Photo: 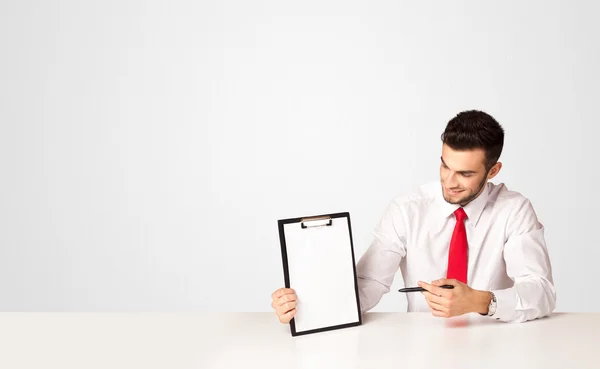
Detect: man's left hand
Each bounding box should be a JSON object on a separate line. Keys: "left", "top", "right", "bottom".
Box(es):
{"left": 418, "top": 279, "right": 491, "bottom": 318}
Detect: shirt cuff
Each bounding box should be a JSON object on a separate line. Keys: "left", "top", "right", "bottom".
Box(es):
{"left": 489, "top": 287, "right": 517, "bottom": 321}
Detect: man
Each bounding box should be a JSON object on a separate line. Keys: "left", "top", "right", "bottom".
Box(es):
{"left": 271, "top": 110, "right": 556, "bottom": 323}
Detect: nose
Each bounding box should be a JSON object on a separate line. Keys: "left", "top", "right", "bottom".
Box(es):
{"left": 445, "top": 172, "right": 459, "bottom": 189}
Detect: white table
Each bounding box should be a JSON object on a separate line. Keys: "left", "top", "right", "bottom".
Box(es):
{"left": 0, "top": 312, "right": 597, "bottom": 368}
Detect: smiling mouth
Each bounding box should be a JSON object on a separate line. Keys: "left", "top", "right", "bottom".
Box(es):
{"left": 446, "top": 188, "right": 464, "bottom": 195}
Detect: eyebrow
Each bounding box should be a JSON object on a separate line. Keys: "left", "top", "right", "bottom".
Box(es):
{"left": 440, "top": 157, "right": 478, "bottom": 175}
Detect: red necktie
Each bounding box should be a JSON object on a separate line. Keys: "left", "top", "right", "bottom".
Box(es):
{"left": 446, "top": 207, "right": 468, "bottom": 284}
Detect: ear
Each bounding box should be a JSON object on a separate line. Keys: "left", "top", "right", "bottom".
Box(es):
{"left": 487, "top": 162, "right": 502, "bottom": 179}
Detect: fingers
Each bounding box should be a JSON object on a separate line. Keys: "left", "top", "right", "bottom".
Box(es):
{"left": 274, "top": 293, "right": 297, "bottom": 315}
{"left": 431, "top": 278, "right": 460, "bottom": 287}
{"left": 431, "top": 278, "right": 449, "bottom": 287}
{"left": 276, "top": 299, "right": 297, "bottom": 317}
{"left": 271, "top": 288, "right": 298, "bottom": 324}
{"left": 271, "top": 288, "right": 295, "bottom": 301}
{"left": 278, "top": 308, "right": 296, "bottom": 323}
{"left": 424, "top": 291, "right": 450, "bottom": 308}
{"left": 431, "top": 309, "right": 448, "bottom": 318}
{"left": 418, "top": 281, "right": 451, "bottom": 298}
{"left": 422, "top": 292, "right": 449, "bottom": 317}
{"left": 271, "top": 290, "right": 297, "bottom": 308}
{"left": 422, "top": 290, "right": 449, "bottom": 308}
{"left": 271, "top": 288, "right": 295, "bottom": 308}
{"left": 422, "top": 292, "right": 450, "bottom": 317}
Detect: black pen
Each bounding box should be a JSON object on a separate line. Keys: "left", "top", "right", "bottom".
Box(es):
{"left": 398, "top": 284, "right": 454, "bottom": 292}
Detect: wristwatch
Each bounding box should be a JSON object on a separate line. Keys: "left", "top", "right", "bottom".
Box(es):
{"left": 486, "top": 292, "right": 497, "bottom": 317}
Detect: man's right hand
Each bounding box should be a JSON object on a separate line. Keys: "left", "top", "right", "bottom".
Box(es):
{"left": 271, "top": 287, "right": 297, "bottom": 323}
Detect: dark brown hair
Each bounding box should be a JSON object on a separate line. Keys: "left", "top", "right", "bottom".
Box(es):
{"left": 441, "top": 110, "right": 504, "bottom": 170}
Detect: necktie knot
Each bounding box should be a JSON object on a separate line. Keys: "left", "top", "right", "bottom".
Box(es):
{"left": 454, "top": 207, "right": 467, "bottom": 222}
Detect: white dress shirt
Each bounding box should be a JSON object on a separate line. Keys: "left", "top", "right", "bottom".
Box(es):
{"left": 356, "top": 181, "right": 556, "bottom": 323}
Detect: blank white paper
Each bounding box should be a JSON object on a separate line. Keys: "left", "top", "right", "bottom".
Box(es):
{"left": 283, "top": 216, "right": 359, "bottom": 333}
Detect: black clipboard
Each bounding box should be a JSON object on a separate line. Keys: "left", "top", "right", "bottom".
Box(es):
{"left": 277, "top": 212, "right": 362, "bottom": 336}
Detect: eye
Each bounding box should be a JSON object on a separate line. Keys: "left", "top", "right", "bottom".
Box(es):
{"left": 461, "top": 173, "right": 472, "bottom": 177}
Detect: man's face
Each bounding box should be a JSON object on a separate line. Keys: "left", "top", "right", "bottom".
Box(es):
{"left": 439, "top": 144, "right": 494, "bottom": 206}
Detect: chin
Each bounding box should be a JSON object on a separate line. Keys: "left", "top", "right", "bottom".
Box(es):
{"left": 443, "top": 192, "right": 466, "bottom": 205}
{"left": 443, "top": 196, "right": 461, "bottom": 205}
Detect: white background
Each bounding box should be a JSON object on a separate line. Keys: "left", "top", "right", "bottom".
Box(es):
{"left": 1, "top": 0, "right": 598, "bottom": 313}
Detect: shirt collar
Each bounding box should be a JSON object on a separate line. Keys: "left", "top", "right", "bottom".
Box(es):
{"left": 435, "top": 182, "right": 491, "bottom": 228}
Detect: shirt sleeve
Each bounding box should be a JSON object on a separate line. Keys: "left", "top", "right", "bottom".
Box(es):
{"left": 355, "top": 199, "right": 408, "bottom": 314}
{"left": 490, "top": 197, "right": 556, "bottom": 322}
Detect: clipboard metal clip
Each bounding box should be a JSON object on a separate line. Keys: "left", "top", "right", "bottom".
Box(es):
{"left": 300, "top": 215, "right": 332, "bottom": 229}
